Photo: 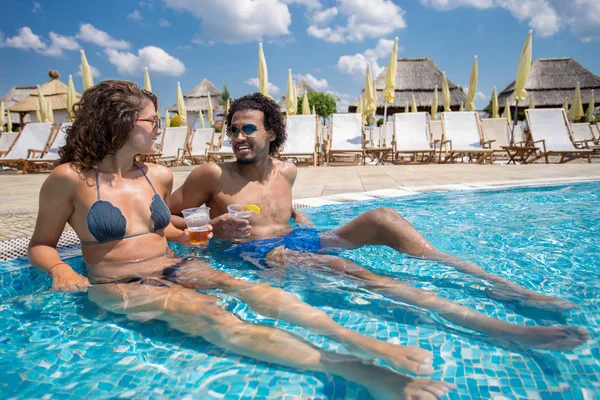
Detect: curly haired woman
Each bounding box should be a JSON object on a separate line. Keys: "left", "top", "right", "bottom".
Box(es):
{"left": 28, "top": 81, "right": 454, "bottom": 400}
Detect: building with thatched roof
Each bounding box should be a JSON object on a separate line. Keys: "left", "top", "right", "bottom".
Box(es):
{"left": 8, "top": 70, "right": 81, "bottom": 127}
{"left": 1, "top": 86, "right": 37, "bottom": 125}
{"left": 277, "top": 78, "right": 316, "bottom": 113}
{"left": 349, "top": 58, "right": 468, "bottom": 114}
{"left": 494, "top": 58, "right": 600, "bottom": 114}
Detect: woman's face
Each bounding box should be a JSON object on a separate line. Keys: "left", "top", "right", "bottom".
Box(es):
{"left": 127, "top": 100, "right": 162, "bottom": 154}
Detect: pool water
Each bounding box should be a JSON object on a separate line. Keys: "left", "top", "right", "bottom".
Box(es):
{"left": 1, "top": 182, "right": 599, "bottom": 399}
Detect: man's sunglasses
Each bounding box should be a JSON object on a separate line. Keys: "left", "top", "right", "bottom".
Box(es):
{"left": 137, "top": 116, "right": 162, "bottom": 131}
{"left": 226, "top": 124, "right": 264, "bottom": 138}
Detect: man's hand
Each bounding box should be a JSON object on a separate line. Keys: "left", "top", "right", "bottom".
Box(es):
{"left": 210, "top": 214, "right": 252, "bottom": 241}
{"left": 293, "top": 210, "right": 315, "bottom": 228}
{"left": 50, "top": 263, "right": 90, "bottom": 292}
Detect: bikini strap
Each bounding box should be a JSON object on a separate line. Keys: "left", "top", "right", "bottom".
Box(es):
{"left": 134, "top": 164, "right": 158, "bottom": 194}
{"left": 95, "top": 169, "right": 101, "bottom": 199}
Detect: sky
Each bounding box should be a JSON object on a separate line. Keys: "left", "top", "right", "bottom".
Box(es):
{"left": 1, "top": 0, "right": 599, "bottom": 115}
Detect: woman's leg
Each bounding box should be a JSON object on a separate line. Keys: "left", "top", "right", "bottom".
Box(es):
{"left": 328, "top": 207, "right": 577, "bottom": 312}
{"left": 88, "top": 281, "right": 454, "bottom": 400}
{"left": 265, "top": 247, "right": 589, "bottom": 351}
{"left": 169, "top": 261, "right": 434, "bottom": 375}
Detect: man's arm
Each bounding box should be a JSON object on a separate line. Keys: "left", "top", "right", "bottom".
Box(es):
{"left": 279, "top": 162, "right": 315, "bottom": 228}
{"left": 292, "top": 209, "right": 314, "bottom": 228}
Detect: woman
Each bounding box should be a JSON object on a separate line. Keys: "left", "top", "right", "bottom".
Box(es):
{"left": 28, "top": 80, "right": 453, "bottom": 400}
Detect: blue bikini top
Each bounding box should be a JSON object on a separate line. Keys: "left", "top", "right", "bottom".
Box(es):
{"left": 81, "top": 164, "right": 171, "bottom": 245}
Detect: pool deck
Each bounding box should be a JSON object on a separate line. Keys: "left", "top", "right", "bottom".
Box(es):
{"left": 1, "top": 163, "right": 600, "bottom": 241}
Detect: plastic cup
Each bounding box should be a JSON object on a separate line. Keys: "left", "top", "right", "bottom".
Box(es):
{"left": 227, "top": 204, "right": 254, "bottom": 219}
{"left": 182, "top": 206, "right": 211, "bottom": 246}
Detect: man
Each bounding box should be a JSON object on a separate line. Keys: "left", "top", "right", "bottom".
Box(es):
{"left": 170, "top": 93, "right": 588, "bottom": 351}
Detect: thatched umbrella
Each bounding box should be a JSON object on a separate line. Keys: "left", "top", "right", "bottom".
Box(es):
{"left": 349, "top": 58, "right": 467, "bottom": 114}
{"left": 1, "top": 86, "right": 37, "bottom": 126}
{"left": 8, "top": 70, "right": 81, "bottom": 130}
{"left": 167, "top": 78, "right": 222, "bottom": 127}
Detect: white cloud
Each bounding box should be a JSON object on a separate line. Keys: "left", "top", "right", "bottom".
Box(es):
{"left": 32, "top": 1, "right": 42, "bottom": 13}
{"left": 164, "top": 0, "right": 292, "bottom": 43}
{"left": 293, "top": 73, "right": 329, "bottom": 90}
{"left": 420, "top": 0, "right": 600, "bottom": 41}
{"left": 244, "top": 78, "right": 281, "bottom": 95}
{"left": 76, "top": 23, "right": 131, "bottom": 49}
{"left": 42, "top": 32, "right": 79, "bottom": 57}
{"left": 327, "top": 90, "right": 353, "bottom": 112}
{"left": 311, "top": 7, "right": 338, "bottom": 26}
{"left": 337, "top": 38, "right": 399, "bottom": 79}
{"left": 128, "top": 10, "right": 144, "bottom": 21}
{"left": 105, "top": 46, "right": 185, "bottom": 76}
{"left": 307, "top": 0, "right": 406, "bottom": 43}
{"left": 282, "top": 0, "right": 321, "bottom": 8}
{"left": 159, "top": 19, "right": 171, "bottom": 27}
{"left": 76, "top": 64, "right": 101, "bottom": 78}
{"left": 3, "top": 27, "right": 46, "bottom": 51}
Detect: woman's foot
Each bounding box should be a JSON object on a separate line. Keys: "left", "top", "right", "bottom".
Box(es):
{"left": 365, "top": 366, "right": 455, "bottom": 400}
{"left": 507, "top": 325, "right": 589, "bottom": 350}
{"left": 487, "top": 284, "right": 578, "bottom": 313}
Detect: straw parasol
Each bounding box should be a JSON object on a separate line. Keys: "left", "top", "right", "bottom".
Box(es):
{"left": 1, "top": 86, "right": 36, "bottom": 125}
{"left": 167, "top": 78, "right": 222, "bottom": 114}
{"left": 278, "top": 78, "right": 315, "bottom": 113}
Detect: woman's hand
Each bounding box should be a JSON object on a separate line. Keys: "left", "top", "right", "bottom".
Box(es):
{"left": 177, "top": 226, "right": 214, "bottom": 248}
{"left": 50, "top": 263, "right": 90, "bottom": 292}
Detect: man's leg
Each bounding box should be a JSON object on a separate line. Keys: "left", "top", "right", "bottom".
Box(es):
{"left": 88, "top": 281, "right": 454, "bottom": 400}
{"left": 327, "top": 207, "right": 578, "bottom": 313}
{"left": 169, "top": 261, "right": 435, "bottom": 375}
{"left": 265, "top": 247, "right": 588, "bottom": 351}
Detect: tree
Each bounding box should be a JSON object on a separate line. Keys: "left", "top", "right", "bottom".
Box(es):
{"left": 297, "top": 92, "right": 338, "bottom": 122}
{"left": 219, "top": 82, "right": 230, "bottom": 106}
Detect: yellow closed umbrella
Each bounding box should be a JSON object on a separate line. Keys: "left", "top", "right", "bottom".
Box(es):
{"left": 529, "top": 94, "right": 535, "bottom": 109}
{"left": 36, "top": 104, "right": 42, "bottom": 122}
{"left": 67, "top": 74, "right": 76, "bottom": 121}
{"left": 176, "top": 82, "right": 187, "bottom": 126}
{"left": 37, "top": 85, "right": 48, "bottom": 122}
{"left": 7, "top": 110, "right": 12, "bottom": 132}
{"left": 364, "top": 64, "right": 376, "bottom": 123}
{"left": 207, "top": 92, "right": 214, "bottom": 126}
{"left": 144, "top": 67, "right": 152, "bottom": 92}
{"left": 587, "top": 90, "right": 595, "bottom": 122}
{"left": 357, "top": 95, "right": 365, "bottom": 125}
{"left": 404, "top": 103, "right": 409, "bottom": 113}
{"left": 431, "top": 87, "right": 438, "bottom": 120}
{"left": 80, "top": 49, "right": 94, "bottom": 90}
{"left": 411, "top": 95, "right": 417, "bottom": 113}
{"left": 459, "top": 103, "right": 464, "bottom": 112}
{"left": 466, "top": 56, "right": 478, "bottom": 111}
{"left": 569, "top": 82, "right": 584, "bottom": 121}
{"left": 312, "top": 105, "right": 316, "bottom": 115}
{"left": 0, "top": 101, "right": 5, "bottom": 131}
{"left": 302, "top": 92, "right": 310, "bottom": 115}
{"left": 563, "top": 98, "right": 569, "bottom": 114}
{"left": 442, "top": 72, "right": 451, "bottom": 112}
{"left": 382, "top": 37, "right": 398, "bottom": 104}
{"left": 510, "top": 29, "right": 533, "bottom": 145}
{"left": 504, "top": 99, "right": 512, "bottom": 122}
{"left": 257, "top": 42, "right": 270, "bottom": 98}
{"left": 285, "top": 69, "right": 296, "bottom": 116}
{"left": 165, "top": 110, "right": 171, "bottom": 128}
{"left": 490, "top": 87, "right": 499, "bottom": 118}
{"left": 198, "top": 109, "right": 205, "bottom": 128}
{"left": 47, "top": 100, "right": 54, "bottom": 123}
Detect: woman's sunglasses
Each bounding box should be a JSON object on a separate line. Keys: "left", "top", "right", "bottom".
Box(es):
{"left": 137, "top": 116, "right": 162, "bottom": 131}
{"left": 226, "top": 124, "right": 264, "bottom": 138}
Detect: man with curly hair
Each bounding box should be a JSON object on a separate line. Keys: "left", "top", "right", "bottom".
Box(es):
{"left": 170, "top": 93, "right": 588, "bottom": 352}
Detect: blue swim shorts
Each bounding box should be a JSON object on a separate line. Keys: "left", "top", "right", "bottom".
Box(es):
{"left": 224, "top": 228, "right": 324, "bottom": 261}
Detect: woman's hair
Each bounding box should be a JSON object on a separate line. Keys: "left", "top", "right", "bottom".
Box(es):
{"left": 58, "top": 80, "right": 158, "bottom": 170}
{"left": 225, "top": 93, "right": 286, "bottom": 156}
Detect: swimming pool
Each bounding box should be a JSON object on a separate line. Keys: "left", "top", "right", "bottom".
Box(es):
{"left": 1, "top": 182, "right": 599, "bottom": 399}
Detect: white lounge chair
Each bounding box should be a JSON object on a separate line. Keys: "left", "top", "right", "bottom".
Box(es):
{"left": 0, "top": 122, "right": 56, "bottom": 170}
{"left": 525, "top": 109, "right": 593, "bottom": 163}
{"left": 154, "top": 126, "right": 189, "bottom": 166}
{"left": 0, "top": 132, "right": 19, "bottom": 157}
{"left": 570, "top": 123, "right": 596, "bottom": 149}
{"left": 393, "top": 112, "right": 435, "bottom": 163}
{"left": 23, "top": 122, "right": 71, "bottom": 172}
{"left": 280, "top": 115, "right": 319, "bottom": 166}
{"left": 186, "top": 128, "right": 215, "bottom": 164}
{"left": 207, "top": 127, "right": 235, "bottom": 162}
{"left": 440, "top": 112, "right": 493, "bottom": 164}
{"left": 480, "top": 119, "right": 538, "bottom": 164}
{"left": 327, "top": 113, "right": 365, "bottom": 165}
{"left": 365, "top": 122, "right": 393, "bottom": 164}
{"left": 428, "top": 119, "right": 445, "bottom": 155}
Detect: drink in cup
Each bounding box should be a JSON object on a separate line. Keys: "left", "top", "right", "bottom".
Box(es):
{"left": 182, "top": 206, "right": 211, "bottom": 246}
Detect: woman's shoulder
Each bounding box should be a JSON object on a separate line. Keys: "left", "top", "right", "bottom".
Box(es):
{"left": 139, "top": 162, "right": 173, "bottom": 183}
{"left": 50, "top": 163, "right": 88, "bottom": 183}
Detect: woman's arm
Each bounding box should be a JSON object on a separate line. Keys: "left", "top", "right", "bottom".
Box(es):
{"left": 28, "top": 164, "right": 90, "bottom": 292}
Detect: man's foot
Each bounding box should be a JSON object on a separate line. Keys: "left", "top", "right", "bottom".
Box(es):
{"left": 508, "top": 325, "right": 589, "bottom": 351}
{"left": 366, "top": 367, "right": 455, "bottom": 400}
{"left": 487, "top": 285, "right": 578, "bottom": 313}
{"left": 344, "top": 339, "right": 435, "bottom": 375}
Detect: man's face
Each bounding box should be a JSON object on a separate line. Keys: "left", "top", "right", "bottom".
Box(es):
{"left": 229, "top": 109, "right": 275, "bottom": 165}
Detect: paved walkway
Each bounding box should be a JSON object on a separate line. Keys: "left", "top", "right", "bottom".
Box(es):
{"left": 1, "top": 163, "right": 600, "bottom": 240}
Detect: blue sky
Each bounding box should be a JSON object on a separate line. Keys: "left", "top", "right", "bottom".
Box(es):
{"left": 1, "top": 0, "right": 599, "bottom": 114}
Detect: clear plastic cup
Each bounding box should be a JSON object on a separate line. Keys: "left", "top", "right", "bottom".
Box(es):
{"left": 182, "top": 206, "right": 211, "bottom": 246}
{"left": 227, "top": 204, "right": 254, "bottom": 219}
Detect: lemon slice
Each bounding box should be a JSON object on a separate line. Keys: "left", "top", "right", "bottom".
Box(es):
{"left": 243, "top": 204, "right": 261, "bottom": 214}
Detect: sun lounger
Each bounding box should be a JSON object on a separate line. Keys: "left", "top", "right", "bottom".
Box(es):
{"left": 23, "top": 122, "right": 72, "bottom": 173}
{"left": 0, "top": 132, "right": 19, "bottom": 157}
{"left": 186, "top": 127, "right": 215, "bottom": 164}
{"left": 393, "top": 112, "right": 435, "bottom": 164}
{"left": 365, "top": 122, "right": 394, "bottom": 164}
{"left": 479, "top": 119, "right": 536, "bottom": 164}
{"left": 280, "top": 115, "right": 319, "bottom": 166}
{"left": 525, "top": 108, "right": 593, "bottom": 163}
{"left": 0, "top": 122, "right": 56, "bottom": 170}
{"left": 570, "top": 123, "right": 596, "bottom": 149}
{"left": 153, "top": 126, "right": 190, "bottom": 166}
{"left": 327, "top": 113, "right": 366, "bottom": 165}
{"left": 206, "top": 127, "right": 235, "bottom": 162}
{"left": 440, "top": 112, "right": 493, "bottom": 164}
{"left": 428, "top": 119, "right": 446, "bottom": 158}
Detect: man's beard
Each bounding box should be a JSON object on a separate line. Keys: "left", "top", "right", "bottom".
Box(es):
{"left": 236, "top": 155, "right": 257, "bottom": 165}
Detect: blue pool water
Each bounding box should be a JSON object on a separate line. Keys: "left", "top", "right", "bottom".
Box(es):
{"left": 1, "top": 182, "right": 599, "bottom": 399}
